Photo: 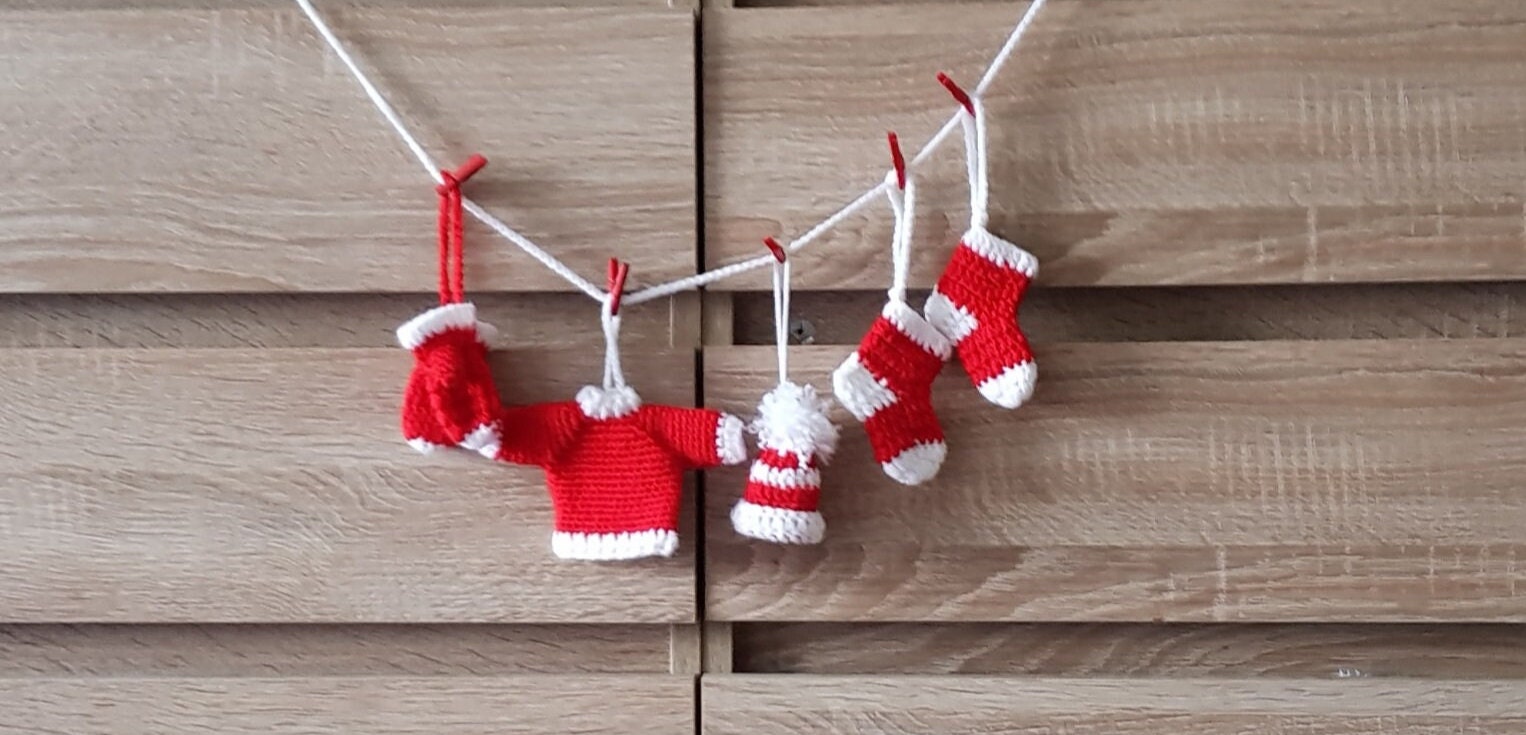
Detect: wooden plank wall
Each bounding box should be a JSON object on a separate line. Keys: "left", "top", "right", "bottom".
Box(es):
{"left": 4, "top": 1, "right": 1526, "bottom": 733}
{"left": 0, "top": 3, "right": 701, "bottom": 732}
{"left": 701, "top": 1, "right": 1526, "bottom": 733}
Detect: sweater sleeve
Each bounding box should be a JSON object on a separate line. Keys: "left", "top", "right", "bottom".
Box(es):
{"left": 640, "top": 406, "right": 747, "bottom": 469}
{"left": 494, "top": 401, "right": 584, "bottom": 467}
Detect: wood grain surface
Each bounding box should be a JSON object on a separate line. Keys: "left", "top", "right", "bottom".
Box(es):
{"left": 732, "top": 283, "right": 1526, "bottom": 346}
{"left": 704, "top": 675, "right": 1526, "bottom": 734}
{"left": 707, "top": 342, "right": 1526, "bottom": 622}
{"left": 3, "top": 675, "right": 691, "bottom": 734}
{"left": 0, "top": 624, "right": 672, "bottom": 675}
{"left": 734, "top": 622, "right": 1526, "bottom": 677}
{"left": 0, "top": 6, "right": 694, "bottom": 292}
{"left": 705, "top": 1, "right": 1526, "bottom": 289}
{"left": 0, "top": 348, "right": 698, "bottom": 623}
{"left": 0, "top": 293, "right": 679, "bottom": 348}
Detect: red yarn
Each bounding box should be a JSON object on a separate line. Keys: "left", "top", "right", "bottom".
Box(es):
{"left": 740, "top": 449, "right": 821, "bottom": 512}
{"left": 606, "top": 258, "right": 630, "bottom": 316}
{"left": 435, "top": 154, "right": 487, "bottom": 305}
{"left": 398, "top": 155, "right": 500, "bottom": 457}
{"left": 493, "top": 391, "right": 744, "bottom": 560}
{"left": 887, "top": 132, "right": 907, "bottom": 190}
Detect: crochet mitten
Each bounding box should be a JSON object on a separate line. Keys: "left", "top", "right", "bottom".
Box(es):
{"left": 396, "top": 302, "right": 502, "bottom": 457}
{"left": 833, "top": 299, "right": 952, "bottom": 485}
{"left": 925, "top": 226, "right": 1038, "bottom": 409}
{"left": 732, "top": 381, "right": 839, "bottom": 545}
{"left": 494, "top": 385, "right": 746, "bottom": 561}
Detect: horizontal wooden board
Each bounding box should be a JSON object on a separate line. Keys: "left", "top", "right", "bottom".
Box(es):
{"left": 705, "top": 1, "right": 1526, "bottom": 289}
{"left": 0, "top": 348, "right": 697, "bottom": 623}
{"left": 732, "top": 283, "right": 1526, "bottom": 346}
{"left": 4, "top": 675, "right": 690, "bottom": 734}
{"left": 0, "top": 293, "right": 678, "bottom": 349}
{"left": 0, "top": 624, "right": 672, "bottom": 675}
{"left": 706, "top": 342, "right": 1526, "bottom": 621}
{"left": 0, "top": 6, "right": 693, "bottom": 292}
{"left": 704, "top": 675, "right": 1526, "bottom": 734}
{"left": 5, "top": 0, "right": 669, "bottom": 7}
{"left": 734, "top": 622, "right": 1526, "bottom": 677}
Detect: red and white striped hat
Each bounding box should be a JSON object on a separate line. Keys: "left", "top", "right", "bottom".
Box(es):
{"left": 732, "top": 382, "right": 839, "bottom": 545}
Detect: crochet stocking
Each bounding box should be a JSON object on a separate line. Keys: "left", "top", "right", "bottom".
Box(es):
{"left": 833, "top": 300, "right": 952, "bottom": 485}
{"left": 925, "top": 226, "right": 1038, "bottom": 409}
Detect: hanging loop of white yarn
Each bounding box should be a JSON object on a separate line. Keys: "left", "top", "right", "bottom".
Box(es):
{"left": 954, "top": 97, "right": 991, "bottom": 231}
{"left": 883, "top": 171, "right": 918, "bottom": 305}
{"left": 973, "top": 96, "right": 992, "bottom": 230}
{"left": 771, "top": 256, "right": 792, "bottom": 384}
{"left": 600, "top": 300, "right": 626, "bottom": 390}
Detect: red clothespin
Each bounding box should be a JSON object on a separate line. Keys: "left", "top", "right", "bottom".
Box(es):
{"left": 607, "top": 258, "right": 631, "bottom": 316}
{"left": 936, "top": 72, "right": 975, "bottom": 115}
{"left": 763, "top": 237, "right": 787, "bottom": 263}
{"left": 886, "top": 132, "right": 907, "bottom": 190}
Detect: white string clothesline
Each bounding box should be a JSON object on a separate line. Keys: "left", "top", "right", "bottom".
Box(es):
{"left": 292, "top": 0, "right": 1049, "bottom": 310}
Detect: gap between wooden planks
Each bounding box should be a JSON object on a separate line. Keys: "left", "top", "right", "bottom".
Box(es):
{"left": 704, "top": 675, "right": 1526, "bottom": 734}
{"left": 732, "top": 622, "right": 1526, "bottom": 678}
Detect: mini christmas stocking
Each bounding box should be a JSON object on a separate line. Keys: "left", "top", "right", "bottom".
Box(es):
{"left": 397, "top": 302, "right": 503, "bottom": 457}
{"left": 925, "top": 226, "right": 1038, "bottom": 409}
{"left": 732, "top": 381, "right": 839, "bottom": 545}
{"left": 833, "top": 299, "right": 952, "bottom": 485}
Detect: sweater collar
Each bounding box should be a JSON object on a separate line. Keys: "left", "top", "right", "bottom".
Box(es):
{"left": 576, "top": 385, "right": 642, "bottom": 420}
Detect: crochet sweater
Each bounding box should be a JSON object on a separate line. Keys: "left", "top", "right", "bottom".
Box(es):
{"left": 495, "top": 385, "right": 745, "bottom": 560}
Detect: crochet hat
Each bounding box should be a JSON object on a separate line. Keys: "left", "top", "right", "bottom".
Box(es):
{"left": 732, "top": 381, "right": 839, "bottom": 545}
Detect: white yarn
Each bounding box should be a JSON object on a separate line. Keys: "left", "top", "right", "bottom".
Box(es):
{"left": 957, "top": 97, "right": 992, "bottom": 230}
{"left": 293, "top": 0, "right": 603, "bottom": 301}
{"left": 752, "top": 381, "right": 840, "bottom": 462}
{"left": 772, "top": 258, "right": 792, "bottom": 384}
{"left": 600, "top": 300, "right": 625, "bottom": 390}
{"left": 293, "top": 0, "right": 1047, "bottom": 308}
{"left": 884, "top": 173, "right": 918, "bottom": 304}
{"left": 973, "top": 97, "right": 992, "bottom": 230}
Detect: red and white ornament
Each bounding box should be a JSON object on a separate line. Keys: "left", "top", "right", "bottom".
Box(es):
{"left": 732, "top": 244, "right": 840, "bottom": 545}
{"left": 397, "top": 155, "right": 504, "bottom": 457}
{"left": 492, "top": 261, "right": 746, "bottom": 561}
{"left": 925, "top": 77, "right": 1038, "bottom": 409}
{"left": 834, "top": 140, "right": 954, "bottom": 486}
{"left": 925, "top": 226, "right": 1038, "bottom": 409}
